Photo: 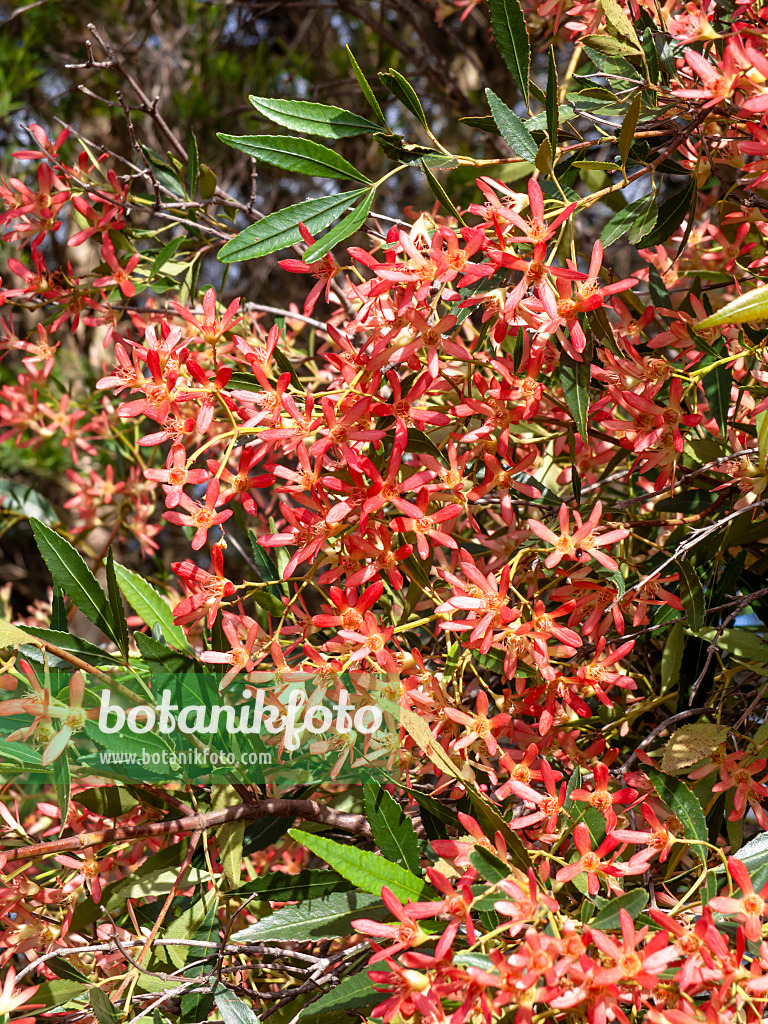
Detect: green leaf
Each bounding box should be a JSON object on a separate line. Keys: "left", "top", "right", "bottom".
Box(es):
{"left": 601, "top": 194, "right": 657, "bottom": 247}
{"left": 289, "top": 828, "right": 428, "bottom": 903}
{"left": 231, "top": 891, "right": 386, "bottom": 942}
{"left": 695, "top": 627, "right": 768, "bottom": 664}
{"left": 697, "top": 282, "right": 768, "bottom": 331}
{"left": 151, "top": 236, "right": 184, "bottom": 277}
{"left": 379, "top": 70, "right": 430, "bottom": 131}
{"left": 485, "top": 89, "right": 537, "bottom": 163}
{"left": 303, "top": 190, "right": 375, "bottom": 262}
{"left": 214, "top": 985, "right": 260, "bottom": 1024}
{"left": 720, "top": 831, "right": 768, "bottom": 891}
{"left": 590, "top": 889, "right": 649, "bottom": 929}
{"left": 648, "top": 264, "right": 670, "bottom": 306}
{"left": 300, "top": 969, "right": 381, "bottom": 1020}
{"left": 21, "top": 627, "right": 122, "bottom": 666}
{"left": 30, "top": 518, "right": 118, "bottom": 646}
{"left": 661, "top": 621, "right": 685, "bottom": 693}
{"left": 560, "top": 349, "right": 590, "bottom": 440}
{"left": 546, "top": 47, "right": 559, "bottom": 150}
{"left": 53, "top": 753, "right": 71, "bottom": 835}
{"left": 347, "top": 46, "right": 386, "bottom": 126}
{"left": 374, "top": 133, "right": 456, "bottom": 167}
{"left": 114, "top": 564, "right": 190, "bottom": 650}
{"left": 758, "top": 409, "right": 768, "bottom": 470}
{"left": 470, "top": 846, "right": 511, "bottom": 885}
{"left": 90, "top": 988, "right": 119, "bottom": 1024}
{"left": 677, "top": 558, "right": 705, "bottom": 633}
{"left": 405, "top": 428, "right": 448, "bottom": 465}
{"left": 31, "top": 980, "right": 87, "bottom": 1011}
{"left": 637, "top": 177, "right": 697, "bottom": 249}
{"left": 105, "top": 548, "right": 129, "bottom": 660}
{"left": 488, "top": 0, "right": 531, "bottom": 107}
{"left": 225, "top": 869, "right": 353, "bottom": 901}
{"left": 601, "top": 0, "right": 641, "bottom": 44}
{"left": 0, "top": 618, "right": 41, "bottom": 650}
{"left": 248, "top": 96, "right": 381, "bottom": 138}
{"left": 627, "top": 196, "right": 658, "bottom": 245}
{"left": 580, "top": 33, "right": 642, "bottom": 56}
{"left": 217, "top": 134, "right": 372, "bottom": 184}
{"left": 0, "top": 479, "right": 58, "bottom": 524}
{"left": 619, "top": 92, "right": 642, "bottom": 171}
{"left": 188, "top": 131, "right": 198, "bottom": 199}
{"left": 701, "top": 359, "right": 732, "bottom": 436}
{"left": 218, "top": 190, "right": 369, "bottom": 262}
{"left": 199, "top": 163, "right": 217, "bottom": 200}
{"left": 421, "top": 161, "right": 465, "bottom": 225}
{"left": 73, "top": 786, "right": 139, "bottom": 817}
{"left": 645, "top": 765, "right": 708, "bottom": 866}
{"left": 364, "top": 785, "right": 421, "bottom": 874}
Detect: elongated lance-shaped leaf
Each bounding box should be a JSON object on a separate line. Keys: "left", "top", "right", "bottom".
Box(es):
{"left": 488, "top": 0, "right": 531, "bottom": 107}
{"left": 302, "top": 189, "right": 375, "bottom": 262}
{"left": 676, "top": 558, "right": 705, "bottom": 633}
{"left": 697, "top": 281, "right": 768, "bottom": 330}
{"left": 217, "top": 133, "right": 372, "bottom": 183}
{"left": 113, "top": 564, "right": 190, "bottom": 651}
{"left": 546, "top": 47, "right": 559, "bottom": 150}
{"left": 347, "top": 45, "right": 386, "bottom": 125}
{"left": 379, "top": 70, "right": 430, "bottom": 131}
{"left": 638, "top": 176, "right": 697, "bottom": 249}
{"left": 560, "top": 348, "right": 591, "bottom": 440}
{"left": 248, "top": 95, "right": 381, "bottom": 138}
{"left": 30, "top": 518, "right": 119, "bottom": 646}
{"left": 289, "top": 827, "right": 429, "bottom": 902}
{"left": 218, "top": 189, "right": 369, "bottom": 262}
{"left": 485, "top": 89, "right": 537, "bottom": 163}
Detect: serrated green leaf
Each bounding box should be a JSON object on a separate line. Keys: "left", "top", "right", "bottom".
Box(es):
{"left": 151, "top": 237, "right": 184, "bottom": 277}
{"left": 303, "top": 190, "right": 375, "bottom": 262}
{"left": 421, "top": 161, "right": 465, "bottom": 225}
{"left": 114, "top": 564, "right": 190, "bottom": 651}
{"left": 628, "top": 195, "right": 658, "bottom": 245}
{"left": 289, "top": 828, "right": 427, "bottom": 902}
{"left": 347, "top": 46, "right": 386, "bottom": 126}
{"left": 645, "top": 765, "right": 707, "bottom": 866}
{"left": 601, "top": 0, "right": 641, "bottom": 46}
{"left": 300, "top": 969, "right": 381, "bottom": 1020}
{"left": 53, "top": 753, "right": 71, "bottom": 834}
{"left": 20, "top": 627, "right": 122, "bottom": 666}
{"left": 590, "top": 889, "right": 648, "bottom": 929}
{"left": 601, "top": 194, "right": 657, "bottom": 247}
{"left": 470, "top": 846, "right": 511, "bottom": 885}
{"left": 661, "top": 621, "right": 685, "bottom": 692}
{"left": 105, "top": 548, "right": 129, "bottom": 660}
{"left": 485, "top": 89, "right": 537, "bottom": 163}
{"left": 214, "top": 985, "right": 260, "bottom": 1024}
{"left": 225, "top": 869, "right": 353, "bottom": 901}
{"left": 0, "top": 479, "right": 58, "bottom": 524}
{"left": 488, "top": 0, "right": 531, "bottom": 107}
{"left": 187, "top": 131, "right": 198, "bottom": 199}
{"left": 379, "top": 70, "right": 430, "bottom": 130}
{"left": 365, "top": 785, "right": 421, "bottom": 874}
{"left": 217, "top": 134, "right": 372, "bottom": 184}
{"left": 73, "top": 786, "right": 139, "bottom": 817}
{"left": 619, "top": 92, "right": 642, "bottom": 171}
{"left": 701, "top": 360, "right": 732, "bottom": 436}
{"left": 638, "top": 177, "right": 697, "bottom": 249}
{"left": 695, "top": 627, "right": 768, "bottom": 664}
{"left": 248, "top": 96, "right": 380, "bottom": 138}
{"left": 30, "top": 518, "right": 118, "bottom": 645}
{"left": 90, "top": 988, "right": 119, "bottom": 1024}
{"left": 580, "top": 33, "right": 643, "bottom": 56}
{"left": 546, "top": 47, "right": 559, "bottom": 150}
{"left": 231, "top": 891, "right": 386, "bottom": 942}
{"left": 32, "top": 980, "right": 87, "bottom": 1011}
{"left": 218, "top": 190, "right": 368, "bottom": 262}
{"left": 677, "top": 559, "right": 705, "bottom": 633}
{"left": 560, "top": 349, "right": 590, "bottom": 439}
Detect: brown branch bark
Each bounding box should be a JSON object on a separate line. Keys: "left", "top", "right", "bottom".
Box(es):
{"left": 4, "top": 799, "right": 372, "bottom": 861}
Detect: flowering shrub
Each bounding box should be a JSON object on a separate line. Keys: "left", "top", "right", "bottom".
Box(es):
{"left": 4, "top": 3, "right": 768, "bottom": 1022}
